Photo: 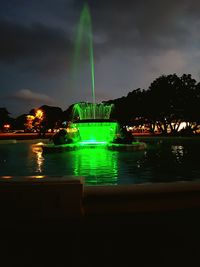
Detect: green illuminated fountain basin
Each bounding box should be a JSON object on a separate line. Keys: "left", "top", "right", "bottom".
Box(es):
{"left": 41, "top": 119, "right": 146, "bottom": 153}
{"left": 71, "top": 119, "right": 119, "bottom": 144}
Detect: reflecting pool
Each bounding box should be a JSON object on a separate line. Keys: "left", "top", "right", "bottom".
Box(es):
{"left": 0, "top": 137, "right": 200, "bottom": 185}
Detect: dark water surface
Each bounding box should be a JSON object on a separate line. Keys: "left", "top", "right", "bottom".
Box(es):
{"left": 0, "top": 137, "right": 200, "bottom": 185}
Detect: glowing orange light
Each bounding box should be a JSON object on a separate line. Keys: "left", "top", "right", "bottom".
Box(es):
{"left": 26, "top": 115, "right": 35, "bottom": 120}
{"left": 3, "top": 124, "right": 10, "bottom": 129}
{"left": 35, "top": 109, "right": 43, "bottom": 119}
{"left": 1, "top": 176, "right": 12, "bottom": 179}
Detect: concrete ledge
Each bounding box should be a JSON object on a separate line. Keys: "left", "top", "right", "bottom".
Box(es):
{"left": 84, "top": 181, "right": 200, "bottom": 215}
{"left": 1, "top": 176, "right": 200, "bottom": 219}
{"left": 0, "top": 176, "right": 84, "bottom": 220}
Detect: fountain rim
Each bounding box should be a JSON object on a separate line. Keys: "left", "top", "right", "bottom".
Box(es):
{"left": 72, "top": 119, "right": 118, "bottom": 123}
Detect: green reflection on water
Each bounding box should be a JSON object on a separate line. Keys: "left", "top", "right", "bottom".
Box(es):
{"left": 73, "top": 147, "right": 118, "bottom": 185}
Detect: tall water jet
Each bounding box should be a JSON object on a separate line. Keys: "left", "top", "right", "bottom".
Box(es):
{"left": 73, "top": 3, "right": 96, "bottom": 118}
{"left": 69, "top": 3, "right": 119, "bottom": 145}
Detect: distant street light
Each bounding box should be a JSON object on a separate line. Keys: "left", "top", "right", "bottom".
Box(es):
{"left": 3, "top": 124, "right": 10, "bottom": 132}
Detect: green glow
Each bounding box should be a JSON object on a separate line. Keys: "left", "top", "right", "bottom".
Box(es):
{"left": 72, "top": 102, "right": 114, "bottom": 120}
{"left": 71, "top": 121, "right": 119, "bottom": 144}
{"left": 73, "top": 3, "right": 95, "bottom": 117}
{"left": 73, "top": 147, "right": 118, "bottom": 185}
{"left": 80, "top": 141, "right": 108, "bottom": 145}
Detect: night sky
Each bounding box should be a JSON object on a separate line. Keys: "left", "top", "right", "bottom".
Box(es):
{"left": 1, "top": 0, "right": 200, "bottom": 117}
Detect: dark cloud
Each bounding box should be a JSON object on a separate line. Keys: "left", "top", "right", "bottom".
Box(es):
{"left": 0, "top": 19, "right": 72, "bottom": 73}
{"left": 1, "top": 0, "right": 200, "bottom": 116}
{"left": 4, "top": 89, "right": 55, "bottom": 116}
{"left": 73, "top": 0, "right": 200, "bottom": 56}
{"left": 1, "top": 0, "right": 199, "bottom": 69}
{"left": 10, "top": 89, "right": 54, "bottom": 104}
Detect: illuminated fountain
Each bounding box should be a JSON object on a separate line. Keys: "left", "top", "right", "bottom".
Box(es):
{"left": 70, "top": 102, "right": 119, "bottom": 145}
{"left": 72, "top": 102, "right": 114, "bottom": 120}
{"left": 68, "top": 3, "right": 119, "bottom": 146}
{"left": 41, "top": 3, "right": 146, "bottom": 152}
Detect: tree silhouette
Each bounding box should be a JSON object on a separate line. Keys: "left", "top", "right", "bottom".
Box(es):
{"left": 145, "top": 74, "right": 198, "bottom": 134}
{"left": 1, "top": 73, "right": 200, "bottom": 136}
{"left": 0, "top": 108, "right": 11, "bottom": 130}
